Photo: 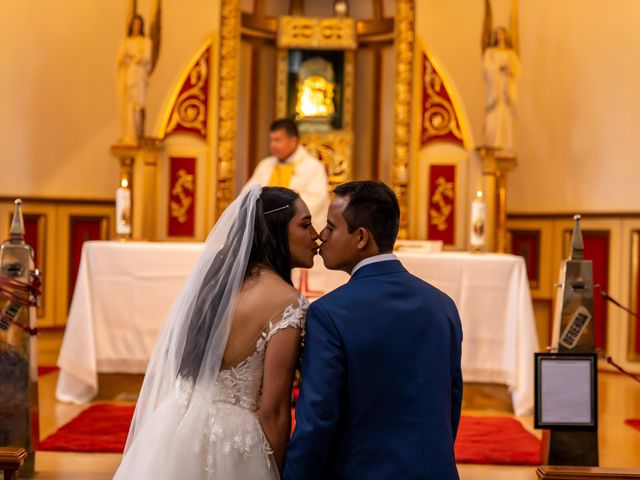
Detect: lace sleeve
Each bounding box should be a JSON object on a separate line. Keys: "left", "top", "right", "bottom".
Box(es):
{"left": 265, "top": 294, "right": 309, "bottom": 343}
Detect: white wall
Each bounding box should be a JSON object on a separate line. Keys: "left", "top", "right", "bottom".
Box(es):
{"left": 4, "top": 0, "right": 640, "bottom": 212}
{"left": 0, "top": 0, "right": 219, "bottom": 199}
{"left": 416, "top": 0, "right": 640, "bottom": 213}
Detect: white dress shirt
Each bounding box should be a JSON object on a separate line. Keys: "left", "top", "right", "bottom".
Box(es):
{"left": 350, "top": 253, "right": 398, "bottom": 275}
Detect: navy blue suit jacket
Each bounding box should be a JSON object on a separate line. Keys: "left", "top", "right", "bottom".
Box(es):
{"left": 283, "top": 259, "right": 463, "bottom": 480}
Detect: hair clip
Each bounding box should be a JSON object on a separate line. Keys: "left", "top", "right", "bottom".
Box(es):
{"left": 264, "top": 204, "right": 290, "bottom": 215}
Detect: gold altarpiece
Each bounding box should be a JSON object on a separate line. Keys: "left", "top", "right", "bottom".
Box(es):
{"left": 109, "top": 1, "right": 419, "bottom": 241}
{"left": 214, "top": 0, "right": 413, "bottom": 225}
{"left": 113, "top": 1, "right": 507, "bottom": 247}
{"left": 275, "top": 16, "right": 356, "bottom": 189}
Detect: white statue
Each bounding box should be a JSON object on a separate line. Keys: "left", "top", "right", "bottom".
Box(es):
{"left": 117, "top": 14, "right": 152, "bottom": 145}
{"left": 482, "top": 27, "right": 521, "bottom": 153}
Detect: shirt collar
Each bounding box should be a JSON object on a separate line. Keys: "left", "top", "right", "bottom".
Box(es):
{"left": 350, "top": 253, "right": 398, "bottom": 276}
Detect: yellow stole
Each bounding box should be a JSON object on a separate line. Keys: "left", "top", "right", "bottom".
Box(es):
{"left": 268, "top": 162, "right": 295, "bottom": 188}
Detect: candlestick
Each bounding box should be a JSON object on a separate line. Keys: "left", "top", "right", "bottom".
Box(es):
{"left": 470, "top": 190, "right": 486, "bottom": 250}
{"left": 116, "top": 178, "right": 132, "bottom": 237}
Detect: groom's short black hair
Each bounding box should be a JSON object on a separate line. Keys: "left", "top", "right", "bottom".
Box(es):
{"left": 334, "top": 181, "right": 400, "bottom": 252}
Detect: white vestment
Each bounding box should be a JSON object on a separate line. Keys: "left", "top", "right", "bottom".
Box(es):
{"left": 245, "top": 146, "right": 330, "bottom": 230}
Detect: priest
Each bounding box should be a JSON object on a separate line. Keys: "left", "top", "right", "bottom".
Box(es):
{"left": 245, "top": 118, "right": 329, "bottom": 229}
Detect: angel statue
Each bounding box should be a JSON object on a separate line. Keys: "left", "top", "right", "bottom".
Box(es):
{"left": 481, "top": 0, "right": 521, "bottom": 153}
{"left": 117, "top": 4, "right": 161, "bottom": 145}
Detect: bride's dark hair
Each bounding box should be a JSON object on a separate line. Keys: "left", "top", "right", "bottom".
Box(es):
{"left": 246, "top": 186, "right": 300, "bottom": 285}
{"left": 178, "top": 186, "right": 299, "bottom": 381}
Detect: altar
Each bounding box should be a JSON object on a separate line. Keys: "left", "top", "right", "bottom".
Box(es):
{"left": 56, "top": 241, "right": 538, "bottom": 415}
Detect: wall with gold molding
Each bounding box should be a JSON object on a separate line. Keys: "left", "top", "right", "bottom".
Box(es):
{"left": 415, "top": 0, "right": 640, "bottom": 213}
{"left": 0, "top": 0, "right": 220, "bottom": 199}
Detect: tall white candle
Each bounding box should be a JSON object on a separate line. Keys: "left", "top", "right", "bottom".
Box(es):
{"left": 116, "top": 178, "right": 132, "bottom": 236}
{"left": 470, "top": 190, "right": 486, "bottom": 249}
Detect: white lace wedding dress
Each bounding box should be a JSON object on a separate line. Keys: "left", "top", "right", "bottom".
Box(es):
{"left": 200, "top": 294, "right": 307, "bottom": 478}
{"left": 114, "top": 294, "right": 308, "bottom": 480}
{"left": 114, "top": 185, "right": 310, "bottom": 480}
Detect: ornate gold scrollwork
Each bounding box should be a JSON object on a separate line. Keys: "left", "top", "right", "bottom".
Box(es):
{"left": 166, "top": 51, "right": 209, "bottom": 137}
{"left": 278, "top": 16, "right": 357, "bottom": 49}
{"left": 392, "top": 0, "right": 414, "bottom": 239}
{"left": 423, "top": 56, "right": 463, "bottom": 143}
{"left": 216, "top": 0, "right": 240, "bottom": 219}
{"left": 301, "top": 131, "right": 351, "bottom": 188}
{"left": 170, "top": 169, "right": 194, "bottom": 223}
{"left": 429, "top": 176, "right": 454, "bottom": 232}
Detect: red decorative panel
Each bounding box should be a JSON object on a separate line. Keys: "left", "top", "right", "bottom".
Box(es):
{"left": 634, "top": 233, "right": 640, "bottom": 354}
{"left": 421, "top": 51, "right": 464, "bottom": 148}
{"left": 510, "top": 230, "right": 540, "bottom": 288}
{"left": 69, "top": 217, "right": 105, "bottom": 307}
{"left": 23, "top": 214, "right": 45, "bottom": 316}
{"left": 165, "top": 46, "right": 210, "bottom": 139}
{"left": 427, "top": 165, "right": 455, "bottom": 245}
{"left": 23, "top": 215, "right": 41, "bottom": 264}
{"left": 168, "top": 157, "right": 196, "bottom": 237}
{"left": 581, "top": 231, "right": 610, "bottom": 350}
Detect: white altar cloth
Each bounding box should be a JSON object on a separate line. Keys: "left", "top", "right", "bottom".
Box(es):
{"left": 56, "top": 241, "right": 538, "bottom": 415}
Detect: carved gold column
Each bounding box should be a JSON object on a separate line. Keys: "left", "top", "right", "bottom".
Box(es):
{"left": 477, "top": 146, "right": 517, "bottom": 253}
{"left": 215, "top": 0, "right": 241, "bottom": 219}
{"left": 392, "top": 0, "right": 414, "bottom": 239}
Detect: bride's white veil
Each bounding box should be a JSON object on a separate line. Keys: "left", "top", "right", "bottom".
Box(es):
{"left": 114, "top": 185, "right": 262, "bottom": 479}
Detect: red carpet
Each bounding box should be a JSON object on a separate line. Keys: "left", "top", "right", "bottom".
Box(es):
{"left": 38, "top": 365, "right": 59, "bottom": 377}
{"left": 39, "top": 404, "right": 134, "bottom": 453}
{"left": 40, "top": 405, "right": 541, "bottom": 465}
{"left": 455, "top": 415, "right": 541, "bottom": 465}
{"left": 625, "top": 419, "right": 640, "bottom": 432}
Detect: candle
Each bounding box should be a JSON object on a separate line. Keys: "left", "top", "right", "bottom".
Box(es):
{"left": 470, "top": 190, "right": 486, "bottom": 249}
{"left": 116, "top": 178, "right": 132, "bottom": 236}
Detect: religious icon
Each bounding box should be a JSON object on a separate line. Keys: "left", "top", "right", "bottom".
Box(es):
{"left": 116, "top": 3, "right": 161, "bottom": 145}
{"left": 295, "top": 57, "right": 336, "bottom": 132}
{"left": 481, "top": 27, "right": 520, "bottom": 153}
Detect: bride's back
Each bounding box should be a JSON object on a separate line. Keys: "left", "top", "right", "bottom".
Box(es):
{"left": 221, "top": 268, "right": 299, "bottom": 369}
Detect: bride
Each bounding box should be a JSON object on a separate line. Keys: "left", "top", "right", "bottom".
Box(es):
{"left": 114, "top": 185, "right": 319, "bottom": 479}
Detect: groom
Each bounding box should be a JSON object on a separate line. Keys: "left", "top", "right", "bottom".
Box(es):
{"left": 283, "top": 181, "right": 463, "bottom": 480}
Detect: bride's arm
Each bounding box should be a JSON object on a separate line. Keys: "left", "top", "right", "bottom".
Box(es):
{"left": 259, "top": 326, "right": 302, "bottom": 470}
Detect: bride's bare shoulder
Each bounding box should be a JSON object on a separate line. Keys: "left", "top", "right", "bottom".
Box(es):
{"left": 240, "top": 268, "right": 299, "bottom": 307}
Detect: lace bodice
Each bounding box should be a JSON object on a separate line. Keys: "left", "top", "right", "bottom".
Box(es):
{"left": 211, "top": 294, "right": 308, "bottom": 412}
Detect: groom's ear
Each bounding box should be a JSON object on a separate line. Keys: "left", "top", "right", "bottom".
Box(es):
{"left": 355, "top": 227, "right": 370, "bottom": 250}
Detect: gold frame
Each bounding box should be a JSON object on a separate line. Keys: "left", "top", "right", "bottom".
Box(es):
{"left": 274, "top": 19, "right": 356, "bottom": 188}
{"left": 391, "top": 0, "right": 414, "bottom": 239}
{"left": 215, "top": 4, "right": 407, "bottom": 220}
